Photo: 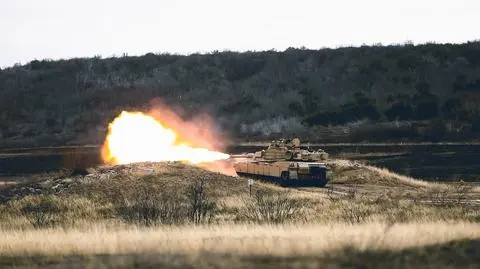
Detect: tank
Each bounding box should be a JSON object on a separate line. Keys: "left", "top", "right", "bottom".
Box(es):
{"left": 231, "top": 138, "right": 329, "bottom": 187}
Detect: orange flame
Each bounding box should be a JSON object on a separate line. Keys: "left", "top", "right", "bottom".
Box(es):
{"left": 101, "top": 109, "right": 236, "bottom": 175}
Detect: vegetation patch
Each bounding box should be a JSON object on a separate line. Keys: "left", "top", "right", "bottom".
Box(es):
{"left": 0, "top": 160, "right": 479, "bottom": 267}
{"left": 2, "top": 42, "right": 480, "bottom": 147}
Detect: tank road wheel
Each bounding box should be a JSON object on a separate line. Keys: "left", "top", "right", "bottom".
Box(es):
{"left": 280, "top": 171, "right": 289, "bottom": 187}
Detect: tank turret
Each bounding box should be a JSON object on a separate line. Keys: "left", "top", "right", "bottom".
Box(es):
{"left": 255, "top": 138, "right": 328, "bottom": 161}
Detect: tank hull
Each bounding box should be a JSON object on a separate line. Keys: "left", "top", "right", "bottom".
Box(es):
{"left": 234, "top": 161, "right": 328, "bottom": 187}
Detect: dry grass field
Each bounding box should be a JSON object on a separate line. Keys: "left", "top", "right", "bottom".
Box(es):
{"left": 0, "top": 159, "right": 479, "bottom": 268}
{"left": 1, "top": 222, "right": 480, "bottom": 269}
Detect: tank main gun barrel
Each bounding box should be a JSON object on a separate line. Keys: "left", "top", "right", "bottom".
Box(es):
{"left": 229, "top": 153, "right": 255, "bottom": 159}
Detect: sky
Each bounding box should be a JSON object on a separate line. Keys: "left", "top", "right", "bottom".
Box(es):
{"left": 1, "top": 0, "right": 479, "bottom": 68}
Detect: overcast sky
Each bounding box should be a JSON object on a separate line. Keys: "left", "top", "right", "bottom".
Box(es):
{"left": 1, "top": 0, "right": 479, "bottom": 68}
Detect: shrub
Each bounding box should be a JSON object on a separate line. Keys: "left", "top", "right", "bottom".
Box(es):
{"left": 19, "top": 196, "right": 62, "bottom": 228}
{"left": 6, "top": 195, "right": 99, "bottom": 228}
{"left": 117, "top": 193, "right": 187, "bottom": 226}
{"left": 240, "top": 190, "right": 303, "bottom": 224}
{"left": 185, "top": 178, "right": 217, "bottom": 225}
{"left": 117, "top": 178, "right": 218, "bottom": 226}
{"left": 340, "top": 203, "right": 373, "bottom": 224}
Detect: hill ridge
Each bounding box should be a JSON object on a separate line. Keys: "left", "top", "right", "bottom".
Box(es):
{"left": 1, "top": 41, "right": 480, "bottom": 147}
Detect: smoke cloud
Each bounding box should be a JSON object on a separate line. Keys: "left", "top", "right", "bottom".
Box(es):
{"left": 146, "top": 98, "right": 237, "bottom": 176}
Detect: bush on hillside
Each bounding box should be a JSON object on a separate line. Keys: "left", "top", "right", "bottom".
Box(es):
{"left": 239, "top": 190, "right": 303, "bottom": 224}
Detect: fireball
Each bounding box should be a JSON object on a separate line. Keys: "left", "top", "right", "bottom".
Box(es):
{"left": 101, "top": 111, "right": 230, "bottom": 165}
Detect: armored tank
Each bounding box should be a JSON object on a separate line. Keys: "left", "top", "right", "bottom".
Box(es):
{"left": 232, "top": 138, "right": 329, "bottom": 187}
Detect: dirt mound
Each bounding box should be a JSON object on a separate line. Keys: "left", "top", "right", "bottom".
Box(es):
{"left": 0, "top": 162, "right": 274, "bottom": 204}
{"left": 327, "top": 159, "right": 434, "bottom": 188}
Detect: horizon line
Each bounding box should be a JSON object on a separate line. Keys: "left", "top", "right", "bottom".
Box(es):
{"left": 2, "top": 39, "right": 479, "bottom": 70}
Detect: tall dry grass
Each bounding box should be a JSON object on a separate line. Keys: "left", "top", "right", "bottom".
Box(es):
{"left": 1, "top": 222, "right": 479, "bottom": 256}
{"left": 472, "top": 185, "right": 480, "bottom": 193}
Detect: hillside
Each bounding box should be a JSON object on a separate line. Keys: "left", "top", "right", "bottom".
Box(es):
{"left": 1, "top": 159, "right": 479, "bottom": 225}
{"left": 1, "top": 160, "right": 480, "bottom": 268}
{"left": 1, "top": 41, "right": 480, "bottom": 147}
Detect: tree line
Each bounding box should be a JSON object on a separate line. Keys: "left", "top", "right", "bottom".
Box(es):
{"left": 1, "top": 41, "right": 480, "bottom": 146}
